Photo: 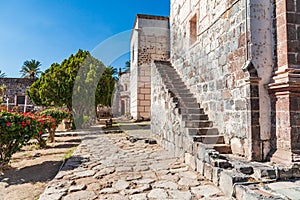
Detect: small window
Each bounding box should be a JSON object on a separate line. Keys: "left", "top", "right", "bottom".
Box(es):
{"left": 132, "top": 46, "right": 135, "bottom": 62}
{"left": 17, "top": 95, "right": 25, "bottom": 105}
{"left": 190, "top": 15, "right": 197, "bottom": 45}
{"left": 124, "top": 84, "right": 128, "bottom": 91}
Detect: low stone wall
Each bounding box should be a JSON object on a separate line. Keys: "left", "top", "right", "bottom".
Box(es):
{"left": 0, "top": 78, "right": 35, "bottom": 111}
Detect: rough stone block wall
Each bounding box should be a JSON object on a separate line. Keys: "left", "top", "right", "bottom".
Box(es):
{"left": 170, "top": 0, "right": 274, "bottom": 160}
{"left": 268, "top": 0, "right": 300, "bottom": 166}
{"left": 130, "top": 15, "right": 170, "bottom": 119}
{"left": 0, "top": 78, "right": 35, "bottom": 111}
{"left": 151, "top": 63, "right": 188, "bottom": 159}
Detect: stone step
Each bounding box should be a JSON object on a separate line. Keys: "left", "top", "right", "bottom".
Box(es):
{"left": 177, "top": 97, "right": 198, "bottom": 103}
{"left": 180, "top": 102, "right": 200, "bottom": 108}
{"left": 163, "top": 72, "right": 179, "bottom": 77}
{"left": 181, "top": 114, "right": 208, "bottom": 121}
{"left": 161, "top": 75, "right": 181, "bottom": 80}
{"left": 165, "top": 83, "right": 187, "bottom": 88}
{"left": 212, "top": 144, "right": 232, "bottom": 154}
{"left": 179, "top": 108, "right": 204, "bottom": 114}
{"left": 184, "top": 120, "right": 213, "bottom": 128}
{"left": 170, "top": 80, "right": 185, "bottom": 85}
{"left": 163, "top": 74, "right": 180, "bottom": 78}
{"left": 167, "top": 86, "right": 188, "bottom": 91}
{"left": 161, "top": 69, "right": 180, "bottom": 74}
{"left": 180, "top": 105, "right": 202, "bottom": 110}
{"left": 157, "top": 67, "right": 177, "bottom": 73}
{"left": 252, "top": 164, "right": 277, "bottom": 180}
{"left": 165, "top": 80, "right": 186, "bottom": 87}
{"left": 193, "top": 135, "right": 224, "bottom": 144}
{"left": 169, "top": 88, "right": 190, "bottom": 92}
{"left": 234, "top": 184, "right": 287, "bottom": 200}
{"left": 168, "top": 91, "right": 193, "bottom": 97}
{"left": 187, "top": 128, "right": 219, "bottom": 135}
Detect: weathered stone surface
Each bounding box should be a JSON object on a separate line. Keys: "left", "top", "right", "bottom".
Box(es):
{"left": 169, "top": 166, "right": 189, "bottom": 173}
{"left": 74, "top": 170, "right": 96, "bottom": 178}
{"left": 116, "top": 166, "right": 133, "bottom": 173}
{"left": 153, "top": 180, "right": 178, "bottom": 190}
{"left": 179, "top": 171, "right": 198, "bottom": 179}
{"left": 134, "top": 165, "right": 149, "bottom": 171}
{"left": 168, "top": 190, "right": 192, "bottom": 200}
{"left": 230, "top": 138, "right": 245, "bottom": 156}
{"left": 219, "top": 171, "right": 250, "bottom": 197}
{"left": 99, "top": 194, "right": 127, "bottom": 200}
{"left": 191, "top": 185, "right": 222, "bottom": 198}
{"left": 99, "top": 188, "right": 118, "bottom": 194}
{"left": 39, "top": 134, "right": 228, "bottom": 200}
{"left": 147, "top": 188, "right": 168, "bottom": 199}
{"left": 159, "top": 174, "right": 179, "bottom": 182}
{"left": 39, "top": 192, "right": 67, "bottom": 200}
{"left": 64, "top": 191, "right": 97, "bottom": 200}
{"left": 133, "top": 178, "right": 156, "bottom": 185}
{"left": 129, "top": 193, "right": 148, "bottom": 200}
{"left": 93, "top": 168, "right": 115, "bottom": 179}
{"left": 125, "top": 173, "right": 142, "bottom": 181}
{"left": 69, "top": 184, "right": 87, "bottom": 192}
{"left": 113, "top": 180, "right": 130, "bottom": 190}
{"left": 122, "top": 184, "right": 151, "bottom": 195}
{"left": 178, "top": 178, "right": 200, "bottom": 187}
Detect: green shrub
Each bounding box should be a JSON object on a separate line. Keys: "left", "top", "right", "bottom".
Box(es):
{"left": 0, "top": 110, "right": 56, "bottom": 166}
{"left": 40, "top": 108, "right": 69, "bottom": 142}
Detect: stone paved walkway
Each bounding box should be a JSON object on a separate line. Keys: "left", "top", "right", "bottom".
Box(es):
{"left": 39, "top": 132, "right": 229, "bottom": 200}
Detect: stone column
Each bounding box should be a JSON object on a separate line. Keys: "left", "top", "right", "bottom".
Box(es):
{"left": 269, "top": 0, "right": 300, "bottom": 166}
{"left": 243, "top": 61, "right": 262, "bottom": 161}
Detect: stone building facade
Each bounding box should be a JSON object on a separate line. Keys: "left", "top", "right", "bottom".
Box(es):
{"left": 0, "top": 78, "right": 35, "bottom": 112}
{"left": 169, "top": 0, "right": 275, "bottom": 162}
{"left": 130, "top": 14, "right": 170, "bottom": 119}
{"left": 113, "top": 70, "right": 131, "bottom": 117}
{"left": 149, "top": 0, "right": 300, "bottom": 190}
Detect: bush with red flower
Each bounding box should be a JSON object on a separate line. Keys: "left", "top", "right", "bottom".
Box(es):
{"left": 0, "top": 109, "right": 57, "bottom": 166}
{"left": 39, "top": 108, "right": 69, "bottom": 143}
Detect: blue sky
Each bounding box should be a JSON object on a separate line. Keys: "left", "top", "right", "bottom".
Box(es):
{"left": 0, "top": 0, "right": 170, "bottom": 77}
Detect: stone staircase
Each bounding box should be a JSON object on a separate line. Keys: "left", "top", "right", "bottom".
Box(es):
{"left": 153, "top": 61, "right": 290, "bottom": 199}
{"left": 155, "top": 61, "right": 231, "bottom": 154}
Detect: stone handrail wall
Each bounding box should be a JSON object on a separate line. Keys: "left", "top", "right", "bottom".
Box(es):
{"left": 151, "top": 62, "right": 195, "bottom": 160}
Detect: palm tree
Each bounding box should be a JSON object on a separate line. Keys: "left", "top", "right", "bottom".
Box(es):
{"left": 124, "top": 60, "right": 130, "bottom": 72}
{"left": 0, "top": 70, "right": 6, "bottom": 78}
{"left": 20, "top": 59, "right": 42, "bottom": 79}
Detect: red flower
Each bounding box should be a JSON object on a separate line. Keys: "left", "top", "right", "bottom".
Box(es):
{"left": 21, "top": 121, "right": 26, "bottom": 128}
{"left": 6, "top": 122, "right": 12, "bottom": 127}
{"left": 39, "top": 131, "right": 43, "bottom": 135}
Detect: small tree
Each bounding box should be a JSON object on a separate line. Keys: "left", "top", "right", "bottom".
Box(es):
{"left": 27, "top": 50, "right": 117, "bottom": 128}
{"left": 40, "top": 108, "right": 69, "bottom": 142}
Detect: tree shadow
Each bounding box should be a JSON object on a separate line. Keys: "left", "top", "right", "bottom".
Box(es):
{"left": 119, "top": 123, "right": 150, "bottom": 131}
{"left": 60, "top": 156, "right": 86, "bottom": 171}
{"left": 46, "top": 138, "right": 81, "bottom": 149}
{"left": 48, "top": 142, "right": 80, "bottom": 149}
{"left": 0, "top": 161, "right": 62, "bottom": 185}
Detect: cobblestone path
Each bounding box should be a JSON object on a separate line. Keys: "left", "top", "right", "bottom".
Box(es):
{"left": 39, "top": 133, "right": 229, "bottom": 200}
